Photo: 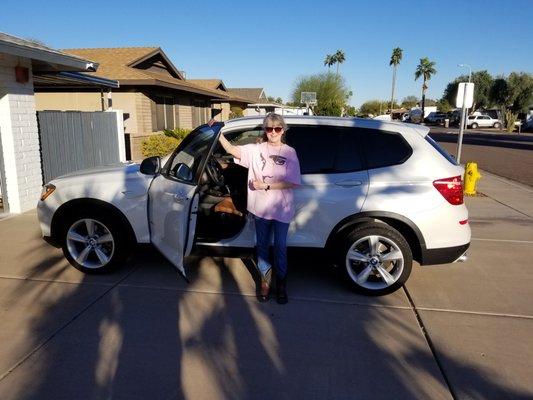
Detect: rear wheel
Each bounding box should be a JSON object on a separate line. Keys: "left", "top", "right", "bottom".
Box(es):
{"left": 471, "top": 122, "right": 478, "bottom": 129}
{"left": 339, "top": 223, "right": 412, "bottom": 296}
{"left": 60, "top": 211, "right": 129, "bottom": 273}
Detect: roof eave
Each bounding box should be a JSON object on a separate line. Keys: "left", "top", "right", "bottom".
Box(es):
{"left": 0, "top": 41, "right": 98, "bottom": 72}
{"left": 120, "top": 78, "right": 227, "bottom": 97}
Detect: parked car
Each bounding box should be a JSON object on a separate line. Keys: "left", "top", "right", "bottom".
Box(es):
{"left": 466, "top": 114, "right": 502, "bottom": 129}
{"left": 37, "top": 117, "right": 471, "bottom": 295}
{"left": 425, "top": 112, "right": 448, "bottom": 124}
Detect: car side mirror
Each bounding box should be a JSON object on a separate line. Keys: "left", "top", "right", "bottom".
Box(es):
{"left": 172, "top": 163, "right": 193, "bottom": 181}
{"left": 140, "top": 156, "right": 161, "bottom": 175}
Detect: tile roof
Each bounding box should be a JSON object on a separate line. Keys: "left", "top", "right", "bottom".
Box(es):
{"left": 227, "top": 88, "right": 266, "bottom": 103}
{"left": 62, "top": 47, "right": 227, "bottom": 98}
{"left": 189, "top": 79, "right": 226, "bottom": 91}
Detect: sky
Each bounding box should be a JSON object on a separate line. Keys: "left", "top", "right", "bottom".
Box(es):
{"left": 1, "top": 0, "right": 532, "bottom": 107}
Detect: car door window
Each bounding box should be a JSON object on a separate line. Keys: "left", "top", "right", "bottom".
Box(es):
{"left": 362, "top": 129, "right": 412, "bottom": 169}
{"left": 285, "top": 126, "right": 339, "bottom": 174}
{"left": 228, "top": 127, "right": 263, "bottom": 146}
{"left": 164, "top": 125, "right": 219, "bottom": 183}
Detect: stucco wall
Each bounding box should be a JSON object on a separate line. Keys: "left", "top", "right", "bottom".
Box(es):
{"left": 0, "top": 53, "right": 43, "bottom": 213}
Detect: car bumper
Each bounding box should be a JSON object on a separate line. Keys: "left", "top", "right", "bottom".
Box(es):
{"left": 420, "top": 242, "right": 470, "bottom": 265}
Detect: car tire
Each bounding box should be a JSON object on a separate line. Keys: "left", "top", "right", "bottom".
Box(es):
{"left": 60, "top": 210, "right": 129, "bottom": 274}
{"left": 339, "top": 223, "right": 412, "bottom": 296}
{"left": 471, "top": 123, "right": 478, "bottom": 129}
{"left": 493, "top": 122, "right": 501, "bottom": 129}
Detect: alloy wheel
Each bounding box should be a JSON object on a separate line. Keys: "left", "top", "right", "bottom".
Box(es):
{"left": 66, "top": 218, "right": 115, "bottom": 269}
{"left": 345, "top": 235, "right": 404, "bottom": 290}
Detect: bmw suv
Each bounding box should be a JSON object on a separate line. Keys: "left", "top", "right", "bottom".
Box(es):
{"left": 37, "top": 116, "right": 470, "bottom": 295}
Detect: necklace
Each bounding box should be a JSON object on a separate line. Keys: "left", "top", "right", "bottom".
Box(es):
{"left": 266, "top": 142, "right": 282, "bottom": 163}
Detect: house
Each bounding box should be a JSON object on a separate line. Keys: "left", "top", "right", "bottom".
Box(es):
{"left": 227, "top": 87, "right": 268, "bottom": 104}
{"left": 35, "top": 47, "right": 245, "bottom": 160}
{"left": 188, "top": 79, "right": 249, "bottom": 121}
{"left": 0, "top": 32, "right": 118, "bottom": 214}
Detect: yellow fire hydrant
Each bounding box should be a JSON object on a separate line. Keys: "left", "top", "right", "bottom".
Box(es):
{"left": 464, "top": 162, "right": 481, "bottom": 196}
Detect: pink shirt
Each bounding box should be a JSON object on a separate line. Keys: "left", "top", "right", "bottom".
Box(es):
{"left": 235, "top": 142, "right": 301, "bottom": 223}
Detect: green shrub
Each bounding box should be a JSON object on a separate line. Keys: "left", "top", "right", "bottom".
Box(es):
{"left": 163, "top": 127, "right": 191, "bottom": 140}
{"left": 141, "top": 134, "right": 180, "bottom": 157}
{"left": 505, "top": 110, "right": 518, "bottom": 133}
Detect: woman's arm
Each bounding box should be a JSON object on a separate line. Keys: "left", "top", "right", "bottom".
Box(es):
{"left": 251, "top": 180, "right": 297, "bottom": 190}
{"left": 218, "top": 133, "right": 241, "bottom": 159}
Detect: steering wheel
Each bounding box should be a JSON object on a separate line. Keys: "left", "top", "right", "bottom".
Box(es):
{"left": 205, "top": 157, "right": 225, "bottom": 187}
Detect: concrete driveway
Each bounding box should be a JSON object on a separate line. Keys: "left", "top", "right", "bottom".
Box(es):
{"left": 0, "top": 172, "right": 532, "bottom": 399}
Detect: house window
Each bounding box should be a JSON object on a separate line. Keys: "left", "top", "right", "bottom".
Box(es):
{"left": 155, "top": 96, "right": 175, "bottom": 130}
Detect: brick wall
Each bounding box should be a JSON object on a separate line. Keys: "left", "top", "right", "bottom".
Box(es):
{"left": 0, "top": 54, "right": 43, "bottom": 213}
{"left": 176, "top": 97, "right": 193, "bottom": 130}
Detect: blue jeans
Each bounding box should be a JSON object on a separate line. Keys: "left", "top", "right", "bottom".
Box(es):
{"left": 254, "top": 215, "right": 290, "bottom": 279}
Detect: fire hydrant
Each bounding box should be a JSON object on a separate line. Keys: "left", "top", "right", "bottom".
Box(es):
{"left": 464, "top": 162, "right": 481, "bottom": 196}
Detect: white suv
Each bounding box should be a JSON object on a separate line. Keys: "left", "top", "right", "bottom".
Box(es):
{"left": 467, "top": 114, "right": 502, "bottom": 129}
{"left": 37, "top": 117, "right": 470, "bottom": 295}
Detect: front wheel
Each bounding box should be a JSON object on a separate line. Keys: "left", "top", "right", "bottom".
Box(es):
{"left": 339, "top": 223, "right": 412, "bottom": 296}
{"left": 471, "top": 123, "right": 478, "bottom": 129}
{"left": 493, "top": 122, "right": 501, "bottom": 129}
{"left": 61, "top": 212, "right": 128, "bottom": 273}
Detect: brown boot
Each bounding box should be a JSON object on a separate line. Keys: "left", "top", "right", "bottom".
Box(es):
{"left": 258, "top": 269, "right": 271, "bottom": 302}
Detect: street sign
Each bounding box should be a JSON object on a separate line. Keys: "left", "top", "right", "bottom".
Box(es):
{"left": 456, "top": 82, "right": 474, "bottom": 108}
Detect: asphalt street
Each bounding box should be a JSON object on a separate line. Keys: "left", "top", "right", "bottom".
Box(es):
{"left": 0, "top": 171, "right": 532, "bottom": 399}
{"left": 429, "top": 126, "right": 533, "bottom": 187}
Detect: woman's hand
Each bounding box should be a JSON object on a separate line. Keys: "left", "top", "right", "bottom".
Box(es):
{"left": 251, "top": 180, "right": 296, "bottom": 190}
{"left": 252, "top": 180, "right": 267, "bottom": 190}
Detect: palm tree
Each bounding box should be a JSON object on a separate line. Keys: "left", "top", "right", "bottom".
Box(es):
{"left": 414, "top": 57, "right": 437, "bottom": 122}
{"left": 389, "top": 47, "right": 403, "bottom": 112}
{"left": 324, "top": 54, "right": 335, "bottom": 69}
{"left": 334, "top": 49, "right": 346, "bottom": 75}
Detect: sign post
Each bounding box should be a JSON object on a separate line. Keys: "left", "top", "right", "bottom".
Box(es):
{"left": 300, "top": 92, "right": 317, "bottom": 115}
{"left": 455, "top": 82, "right": 474, "bottom": 163}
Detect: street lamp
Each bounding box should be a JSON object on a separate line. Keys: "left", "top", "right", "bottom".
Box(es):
{"left": 456, "top": 63, "right": 472, "bottom": 163}
{"left": 458, "top": 63, "right": 472, "bottom": 83}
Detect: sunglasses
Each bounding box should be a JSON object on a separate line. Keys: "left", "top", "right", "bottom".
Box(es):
{"left": 265, "top": 126, "right": 283, "bottom": 133}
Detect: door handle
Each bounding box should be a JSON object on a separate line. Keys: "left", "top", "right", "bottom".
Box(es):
{"left": 173, "top": 194, "right": 188, "bottom": 203}
{"left": 335, "top": 180, "right": 363, "bottom": 187}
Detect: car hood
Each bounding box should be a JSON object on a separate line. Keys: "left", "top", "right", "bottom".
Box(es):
{"left": 50, "top": 162, "right": 141, "bottom": 183}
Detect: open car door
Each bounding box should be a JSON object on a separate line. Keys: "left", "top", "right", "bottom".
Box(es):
{"left": 148, "top": 124, "right": 222, "bottom": 279}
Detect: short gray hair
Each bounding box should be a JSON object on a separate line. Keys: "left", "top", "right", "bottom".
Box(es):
{"left": 262, "top": 113, "right": 288, "bottom": 132}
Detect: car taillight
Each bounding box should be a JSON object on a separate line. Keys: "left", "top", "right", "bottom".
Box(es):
{"left": 433, "top": 176, "right": 463, "bottom": 205}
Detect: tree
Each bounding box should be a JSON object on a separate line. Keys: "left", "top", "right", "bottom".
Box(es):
{"left": 291, "top": 72, "right": 351, "bottom": 116}
{"left": 506, "top": 72, "right": 533, "bottom": 113}
{"left": 359, "top": 100, "right": 399, "bottom": 116}
{"left": 324, "top": 54, "right": 335, "bottom": 69}
{"left": 401, "top": 95, "right": 419, "bottom": 109}
{"left": 436, "top": 99, "right": 452, "bottom": 113}
{"left": 389, "top": 47, "right": 403, "bottom": 112}
{"left": 442, "top": 70, "right": 494, "bottom": 111}
{"left": 414, "top": 57, "right": 437, "bottom": 122}
{"left": 334, "top": 49, "right": 346, "bottom": 75}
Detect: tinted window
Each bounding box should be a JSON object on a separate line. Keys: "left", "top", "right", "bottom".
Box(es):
{"left": 336, "top": 130, "right": 364, "bottom": 172}
{"left": 285, "top": 126, "right": 364, "bottom": 174}
{"left": 286, "top": 126, "right": 338, "bottom": 174}
{"left": 362, "top": 129, "right": 412, "bottom": 169}
{"left": 164, "top": 124, "right": 220, "bottom": 183}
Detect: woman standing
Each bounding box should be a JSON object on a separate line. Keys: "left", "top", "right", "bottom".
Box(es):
{"left": 218, "top": 113, "right": 301, "bottom": 304}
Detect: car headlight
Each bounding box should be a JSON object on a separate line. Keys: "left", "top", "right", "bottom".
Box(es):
{"left": 40, "top": 184, "right": 56, "bottom": 201}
